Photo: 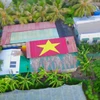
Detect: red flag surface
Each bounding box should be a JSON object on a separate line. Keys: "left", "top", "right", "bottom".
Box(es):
{"left": 26, "top": 38, "right": 68, "bottom": 58}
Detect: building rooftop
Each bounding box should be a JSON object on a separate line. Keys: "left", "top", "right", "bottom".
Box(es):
{"left": 74, "top": 16, "right": 100, "bottom": 34}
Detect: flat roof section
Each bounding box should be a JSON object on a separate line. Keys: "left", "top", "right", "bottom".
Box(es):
{"left": 74, "top": 16, "right": 100, "bottom": 34}
{"left": 55, "top": 20, "right": 74, "bottom": 37}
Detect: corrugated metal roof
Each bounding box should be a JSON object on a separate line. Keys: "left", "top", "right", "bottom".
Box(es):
{"left": 3, "top": 22, "right": 56, "bottom": 32}
{"left": 26, "top": 37, "right": 77, "bottom": 58}
{"left": 10, "top": 28, "right": 59, "bottom": 44}
{"left": 66, "top": 36, "right": 77, "bottom": 53}
{"left": 1, "top": 22, "right": 56, "bottom": 45}
{"left": 26, "top": 38, "right": 68, "bottom": 58}
{"left": 30, "top": 53, "right": 78, "bottom": 72}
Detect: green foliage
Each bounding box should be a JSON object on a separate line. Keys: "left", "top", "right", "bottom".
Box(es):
{"left": 78, "top": 42, "right": 100, "bottom": 98}
{"left": 12, "top": 0, "right": 37, "bottom": 4}
{"left": 38, "top": 67, "right": 48, "bottom": 78}
{"left": 85, "top": 81, "right": 99, "bottom": 100}
{"left": 47, "top": 0, "right": 70, "bottom": 22}
{"left": 0, "top": 60, "right": 3, "bottom": 71}
{"left": 0, "top": 0, "right": 97, "bottom": 26}
{"left": 0, "top": 0, "right": 70, "bottom": 26}
{"left": 61, "top": 72, "right": 71, "bottom": 82}
{"left": 78, "top": 42, "right": 100, "bottom": 53}
{"left": 26, "top": 0, "right": 38, "bottom": 4}
{"left": 67, "top": 78, "right": 83, "bottom": 85}
{"left": 67, "top": 0, "right": 79, "bottom": 6}
{"left": 0, "top": 75, "right": 19, "bottom": 92}
{"left": 0, "top": 66, "right": 99, "bottom": 100}
{"left": 64, "top": 17, "right": 74, "bottom": 26}
{"left": 91, "top": 60, "right": 100, "bottom": 93}
{"left": 92, "top": 60, "right": 100, "bottom": 79}
{"left": 0, "top": 1, "right": 4, "bottom": 9}
{"left": 12, "top": 0, "right": 22, "bottom": 4}
{"left": 72, "top": 0, "right": 96, "bottom": 17}
{"left": 94, "top": 80, "right": 100, "bottom": 93}
{"left": 65, "top": 7, "right": 75, "bottom": 17}
{"left": 17, "top": 73, "right": 33, "bottom": 90}
{"left": 64, "top": 7, "right": 75, "bottom": 26}
{"left": 0, "top": 1, "right": 15, "bottom": 26}
{"left": 33, "top": 0, "right": 49, "bottom": 22}
{"left": 8, "top": 2, "right": 31, "bottom": 24}
{"left": 0, "top": 68, "right": 72, "bottom": 92}
{"left": 45, "top": 70, "right": 64, "bottom": 87}
{"left": 0, "top": 78, "right": 6, "bottom": 93}
{"left": 77, "top": 44, "right": 91, "bottom": 75}
{"left": 89, "top": 43, "right": 100, "bottom": 53}
{"left": 30, "top": 72, "right": 43, "bottom": 88}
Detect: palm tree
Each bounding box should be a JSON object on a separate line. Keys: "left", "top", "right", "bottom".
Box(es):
{"left": 24, "top": 3, "right": 36, "bottom": 22}
{"left": 0, "top": 75, "right": 19, "bottom": 92}
{"left": 33, "top": 0, "right": 49, "bottom": 22}
{"left": 46, "top": 0, "right": 70, "bottom": 22}
{"left": 0, "top": 1, "right": 14, "bottom": 26}
{"left": 67, "top": 0, "right": 79, "bottom": 6}
{"left": 45, "top": 70, "right": 64, "bottom": 87}
{"left": 17, "top": 73, "right": 33, "bottom": 90}
{"left": 0, "top": 79, "right": 6, "bottom": 93}
{"left": 73, "top": 0, "right": 96, "bottom": 17}
{"left": 30, "top": 72, "right": 43, "bottom": 88}
{"left": 8, "top": 1, "right": 29, "bottom": 24}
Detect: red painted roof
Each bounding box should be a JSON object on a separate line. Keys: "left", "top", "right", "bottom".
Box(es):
{"left": 26, "top": 37, "right": 77, "bottom": 58}
{"left": 66, "top": 36, "right": 78, "bottom": 53}
{"left": 26, "top": 38, "right": 68, "bottom": 58}
{"left": 3, "top": 22, "right": 56, "bottom": 32}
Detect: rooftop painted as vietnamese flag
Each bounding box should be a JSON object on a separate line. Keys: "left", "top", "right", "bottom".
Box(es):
{"left": 26, "top": 38, "right": 68, "bottom": 58}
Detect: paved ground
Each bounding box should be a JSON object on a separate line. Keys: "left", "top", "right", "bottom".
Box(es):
{"left": 0, "top": 84, "right": 86, "bottom": 100}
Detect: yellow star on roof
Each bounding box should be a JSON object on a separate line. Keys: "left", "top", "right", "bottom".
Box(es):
{"left": 37, "top": 40, "right": 60, "bottom": 56}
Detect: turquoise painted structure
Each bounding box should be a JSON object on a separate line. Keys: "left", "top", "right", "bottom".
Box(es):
{"left": 10, "top": 28, "right": 59, "bottom": 43}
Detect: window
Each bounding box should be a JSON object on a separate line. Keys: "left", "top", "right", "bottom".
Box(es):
{"left": 82, "top": 38, "right": 89, "bottom": 43}
{"left": 93, "top": 37, "right": 100, "bottom": 43}
{"left": 10, "top": 61, "right": 16, "bottom": 68}
{"left": 16, "top": 71, "right": 19, "bottom": 73}
{"left": 93, "top": 39, "right": 97, "bottom": 43}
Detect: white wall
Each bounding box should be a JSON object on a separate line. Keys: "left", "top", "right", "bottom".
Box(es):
{"left": 80, "top": 32, "right": 100, "bottom": 44}
{"left": 0, "top": 49, "right": 20, "bottom": 75}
